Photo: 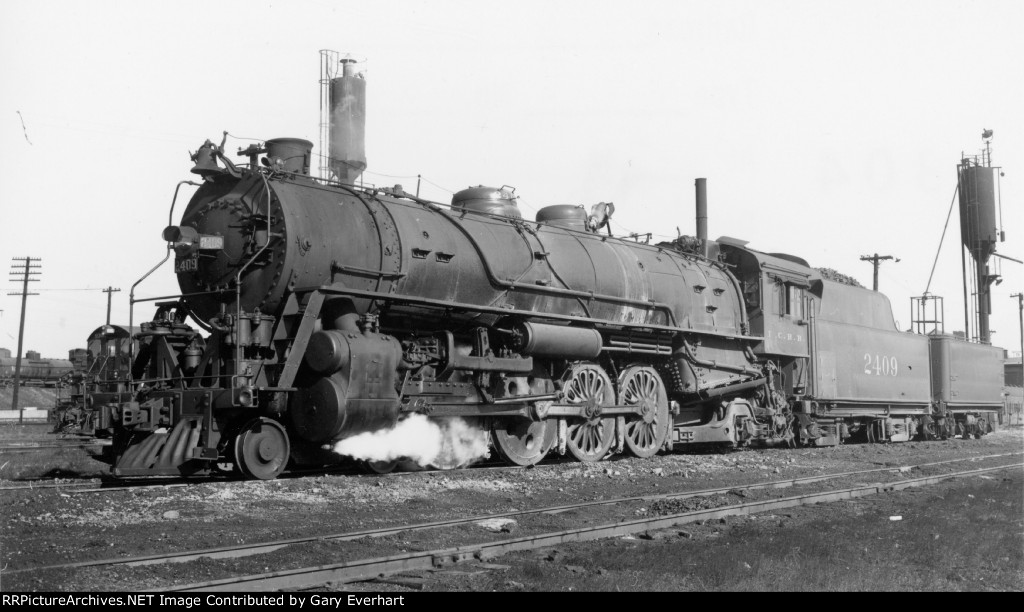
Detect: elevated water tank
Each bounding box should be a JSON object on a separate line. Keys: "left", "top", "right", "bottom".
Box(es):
{"left": 957, "top": 162, "right": 998, "bottom": 260}
{"left": 328, "top": 59, "right": 366, "bottom": 183}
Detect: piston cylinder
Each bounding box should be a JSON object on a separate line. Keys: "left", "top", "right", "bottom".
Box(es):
{"left": 289, "top": 374, "right": 400, "bottom": 443}
{"left": 291, "top": 331, "right": 402, "bottom": 443}
{"left": 306, "top": 329, "right": 354, "bottom": 374}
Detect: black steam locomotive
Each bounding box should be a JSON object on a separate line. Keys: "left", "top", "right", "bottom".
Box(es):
{"left": 88, "top": 137, "right": 1003, "bottom": 479}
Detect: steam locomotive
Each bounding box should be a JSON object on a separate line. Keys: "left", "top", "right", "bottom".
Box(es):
{"left": 87, "top": 137, "right": 1004, "bottom": 479}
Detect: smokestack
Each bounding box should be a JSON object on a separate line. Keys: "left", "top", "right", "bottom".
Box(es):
{"left": 695, "top": 178, "right": 708, "bottom": 257}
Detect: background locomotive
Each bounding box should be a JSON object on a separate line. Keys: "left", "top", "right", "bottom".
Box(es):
{"left": 86, "top": 62, "right": 1007, "bottom": 479}
{"left": 50, "top": 325, "right": 138, "bottom": 435}
{"left": 0, "top": 348, "right": 75, "bottom": 388}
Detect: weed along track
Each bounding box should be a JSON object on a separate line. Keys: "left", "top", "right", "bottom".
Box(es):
{"left": 5, "top": 453, "right": 1020, "bottom": 591}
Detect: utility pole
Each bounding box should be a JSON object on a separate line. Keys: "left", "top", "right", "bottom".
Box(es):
{"left": 102, "top": 286, "right": 121, "bottom": 326}
{"left": 9, "top": 257, "right": 40, "bottom": 422}
{"left": 860, "top": 253, "right": 900, "bottom": 291}
{"left": 1013, "top": 293, "right": 1024, "bottom": 383}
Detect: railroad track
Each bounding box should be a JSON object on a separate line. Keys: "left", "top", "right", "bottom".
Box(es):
{"left": 172, "top": 462, "right": 1020, "bottom": 592}
{"left": 0, "top": 456, "right": 524, "bottom": 493}
{"left": 0, "top": 441, "right": 108, "bottom": 453}
{"left": 2, "top": 441, "right": 1017, "bottom": 493}
{"left": 7, "top": 452, "right": 1020, "bottom": 587}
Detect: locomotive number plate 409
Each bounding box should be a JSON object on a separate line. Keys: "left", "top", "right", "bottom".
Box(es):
{"left": 175, "top": 255, "right": 198, "bottom": 273}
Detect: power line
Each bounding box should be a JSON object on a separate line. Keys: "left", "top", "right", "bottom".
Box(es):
{"left": 33, "top": 288, "right": 111, "bottom": 292}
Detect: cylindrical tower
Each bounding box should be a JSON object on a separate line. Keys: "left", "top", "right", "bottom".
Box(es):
{"left": 958, "top": 162, "right": 999, "bottom": 260}
{"left": 328, "top": 58, "right": 367, "bottom": 183}
{"left": 957, "top": 136, "right": 1003, "bottom": 344}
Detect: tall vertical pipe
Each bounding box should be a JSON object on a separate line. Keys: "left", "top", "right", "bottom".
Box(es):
{"left": 695, "top": 178, "right": 708, "bottom": 258}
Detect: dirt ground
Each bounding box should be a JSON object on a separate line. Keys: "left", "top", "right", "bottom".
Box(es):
{"left": 348, "top": 467, "right": 1024, "bottom": 592}
{"left": 1, "top": 427, "right": 1021, "bottom": 591}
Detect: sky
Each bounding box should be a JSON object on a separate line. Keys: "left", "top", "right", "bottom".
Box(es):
{"left": 0, "top": 0, "right": 1022, "bottom": 358}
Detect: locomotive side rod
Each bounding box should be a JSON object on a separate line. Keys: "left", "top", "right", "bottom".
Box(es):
{"left": 398, "top": 400, "right": 646, "bottom": 419}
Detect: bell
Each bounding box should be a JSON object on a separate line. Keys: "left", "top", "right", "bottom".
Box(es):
{"left": 190, "top": 140, "right": 222, "bottom": 177}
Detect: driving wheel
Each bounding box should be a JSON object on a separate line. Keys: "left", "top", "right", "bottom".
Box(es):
{"left": 562, "top": 363, "right": 615, "bottom": 462}
{"left": 618, "top": 366, "right": 670, "bottom": 458}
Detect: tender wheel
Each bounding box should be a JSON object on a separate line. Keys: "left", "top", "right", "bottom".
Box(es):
{"left": 493, "top": 418, "right": 555, "bottom": 466}
{"left": 562, "top": 363, "right": 615, "bottom": 462}
{"left": 618, "top": 366, "right": 669, "bottom": 458}
{"left": 921, "top": 421, "right": 939, "bottom": 441}
{"left": 234, "top": 417, "right": 290, "bottom": 480}
{"left": 941, "top": 418, "right": 954, "bottom": 440}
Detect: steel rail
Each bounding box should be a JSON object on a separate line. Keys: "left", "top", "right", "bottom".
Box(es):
{"left": 0, "top": 442, "right": 102, "bottom": 447}
{"left": 3, "top": 457, "right": 521, "bottom": 494}
{"left": 165, "top": 462, "right": 1022, "bottom": 592}
{"left": 0, "top": 461, "right": 482, "bottom": 494}
{"left": 0, "top": 478, "right": 189, "bottom": 493}
{"left": 2, "top": 448, "right": 1017, "bottom": 495}
{"left": 0, "top": 442, "right": 105, "bottom": 453}
{"left": 7, "top": 452, "right": 1019, "bottom": 576}
{"left": 0, "top": 480, "right": 97, "bottom": 492}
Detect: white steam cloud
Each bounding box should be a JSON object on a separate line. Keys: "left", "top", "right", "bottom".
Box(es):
{"left": 330, "top": 414, "right": 490, "bottom": 469}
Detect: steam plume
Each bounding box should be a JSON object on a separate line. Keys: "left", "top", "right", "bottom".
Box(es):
{"left": 330, "top": 414, "right": 489, "bottom": 469}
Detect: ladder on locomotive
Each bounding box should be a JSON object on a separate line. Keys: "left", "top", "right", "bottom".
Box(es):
{"left": 267, "top": 290, "right": 325, "bottom": 389}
